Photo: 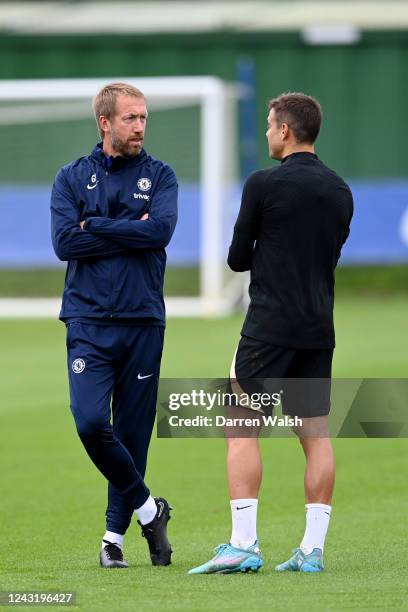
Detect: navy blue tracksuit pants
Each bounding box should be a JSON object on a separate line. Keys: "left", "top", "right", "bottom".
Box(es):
{"left": 66, "top": 321, "right": 164, "bottom": 535}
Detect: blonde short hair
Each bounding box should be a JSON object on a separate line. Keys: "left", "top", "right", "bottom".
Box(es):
{"left": 93, "top": 82, "right": 145, "bottom": 138}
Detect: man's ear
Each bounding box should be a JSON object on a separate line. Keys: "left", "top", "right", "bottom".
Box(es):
{"left": 99, "top": 115, "right": 110, "bottom": 135}
{"left": 281, "top": 122, "right": 290, "bottom": 140}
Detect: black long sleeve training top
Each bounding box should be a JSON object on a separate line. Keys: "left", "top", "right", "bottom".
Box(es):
{"left": 228, "top": 152, "right": 353, "bottom": 349}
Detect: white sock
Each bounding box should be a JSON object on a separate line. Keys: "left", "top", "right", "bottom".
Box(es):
{"left": 300, "top": 503, "right": 332, "bottom": 554}
{"left": 102, "top": 530, "right": 124, "bottom": 550}
{"left": 230, "top": 498, "right": 258, "bottom": 550}
{"left": 135, "top": 495, "right": 157, "bottom": 526}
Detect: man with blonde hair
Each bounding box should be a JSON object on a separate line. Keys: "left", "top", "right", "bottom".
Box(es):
{"left": 51, "top": 82, "right": 178, "bottom": 569}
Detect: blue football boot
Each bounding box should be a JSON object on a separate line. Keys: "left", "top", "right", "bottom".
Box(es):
{"left": 188, "top": 541, "right": 263, "bottom": 574}
{"left": 275, "top": 547, "right": 324, "bottom": 573}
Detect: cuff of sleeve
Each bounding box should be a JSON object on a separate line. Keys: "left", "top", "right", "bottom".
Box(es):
{"left": 83, "top": 217, "right": 99, "bottom": 231}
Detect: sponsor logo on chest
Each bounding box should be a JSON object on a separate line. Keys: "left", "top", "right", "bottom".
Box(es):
{"left": 87, "top": 174, "right": 99, "bottom": 190}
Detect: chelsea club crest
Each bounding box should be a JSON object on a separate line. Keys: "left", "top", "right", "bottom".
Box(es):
{"left": 137, "top": 178, "right": 152, "bottom": 191}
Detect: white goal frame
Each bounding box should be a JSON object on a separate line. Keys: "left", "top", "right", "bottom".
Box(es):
{"left": 0, "top": 76, "right": 244, "bottom": 318}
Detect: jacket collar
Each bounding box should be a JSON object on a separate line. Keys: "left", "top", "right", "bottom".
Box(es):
{"left": 281, "top": 152, "right": 318, "bottom": 164}
{"left": 91, "top": 142, "right": 148, "bottom": 171}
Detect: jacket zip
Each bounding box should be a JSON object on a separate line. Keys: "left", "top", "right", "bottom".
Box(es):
{"left": 105, "top": 170, "right": 115, "bottom": 317}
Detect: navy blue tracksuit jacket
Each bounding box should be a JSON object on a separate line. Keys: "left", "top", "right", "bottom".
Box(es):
{"left": 50, "top": 143, "right": 178, "bottom": 535}
{"left": 51, "top": 142, "right": 178, "bottom": 322}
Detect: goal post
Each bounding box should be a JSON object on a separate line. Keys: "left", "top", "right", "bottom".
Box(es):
{"left": 0, "top": 76, "right": 245, "bottom": 317}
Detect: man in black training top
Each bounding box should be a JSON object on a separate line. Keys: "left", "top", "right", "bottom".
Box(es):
{"left": 189, "top": 93, "right": 353, "bottom": 575}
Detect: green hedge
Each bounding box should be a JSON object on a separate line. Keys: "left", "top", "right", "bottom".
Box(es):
{"left": 0, "top": 266, "right": 406, "bottom": 298}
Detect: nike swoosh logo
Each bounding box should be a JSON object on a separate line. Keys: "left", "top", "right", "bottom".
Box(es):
{"left": 236, "top": 505, "right": 252, "bottom": 510}
{"left": 137, "top": 373, "right": 153, "bottom": 380}
{"left": 87, "top": 182, "right": 98, "bottom": 190}
{"left": 157, "top": 501, "right": 164, "bottom": 518}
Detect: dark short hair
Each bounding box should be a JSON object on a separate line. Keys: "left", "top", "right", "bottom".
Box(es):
{"left": 268, "top": 92, "right": 322, "bottom": 144}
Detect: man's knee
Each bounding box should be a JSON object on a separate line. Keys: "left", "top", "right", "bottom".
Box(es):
{"left": 227, "top": 436, "right": 259, "bottom": 453}
{"left": 292, "top": 415, "right": 330, "bottom": 439}
{"left": 298, "top": 435, "right": 334, "bottom": 460}
{"left": 72, "top": 407, "right": 111, "bottom": 442}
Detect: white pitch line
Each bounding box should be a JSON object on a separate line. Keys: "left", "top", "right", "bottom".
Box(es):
{"left": 0, "top": 298, "right": 61, "bottom": 318}
{"left": 0, "top": 297, "right": 234, "bottom": 318}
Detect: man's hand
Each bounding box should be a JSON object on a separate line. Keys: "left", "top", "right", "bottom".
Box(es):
{"left": 80, "top": 220, "right": 86, "bottom": 230}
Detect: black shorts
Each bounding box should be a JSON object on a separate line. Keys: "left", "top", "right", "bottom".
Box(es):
{"left": 230, "top": 335, "right": 333, "bottom": 418}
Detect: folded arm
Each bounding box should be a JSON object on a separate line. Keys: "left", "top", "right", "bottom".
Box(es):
{"left": 51, "top": 169, "right": 127, "bottom": 261}
{"left": 84, "top": 168, "right": 178, "bottom": 250}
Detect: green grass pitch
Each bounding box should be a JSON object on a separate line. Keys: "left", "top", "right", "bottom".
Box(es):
{"left": 1, "top": 296, "right": 407, "bottom": 610}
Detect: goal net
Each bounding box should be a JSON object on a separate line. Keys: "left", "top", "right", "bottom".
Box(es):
{"left": 0, "top": 76, "right": 244, "bottom": 317}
